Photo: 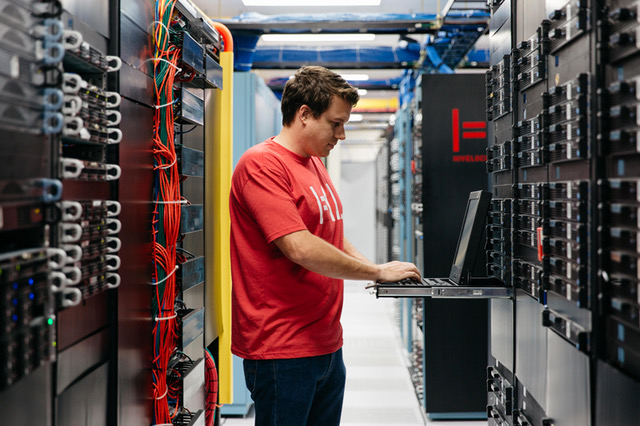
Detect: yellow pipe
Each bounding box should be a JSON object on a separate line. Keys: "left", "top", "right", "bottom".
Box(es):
{"left": 205, "top": 49, "right": 234, "bottom": 405}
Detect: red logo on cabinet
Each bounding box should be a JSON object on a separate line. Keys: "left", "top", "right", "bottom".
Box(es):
{"left": 451, "top": 108, "right": 487, "bottom": 163}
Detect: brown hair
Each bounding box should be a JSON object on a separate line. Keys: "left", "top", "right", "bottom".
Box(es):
{"left": 280, "top": 66, "right": 360, "bottom": 126}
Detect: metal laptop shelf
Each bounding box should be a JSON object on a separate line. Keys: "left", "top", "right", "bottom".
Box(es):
{"left": 369, "top": 277, "right": 513, "bottom": 299}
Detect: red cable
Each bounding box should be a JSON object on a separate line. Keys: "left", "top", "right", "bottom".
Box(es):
{"left": 205, "top": 350, "right": 219, "bottom": 426}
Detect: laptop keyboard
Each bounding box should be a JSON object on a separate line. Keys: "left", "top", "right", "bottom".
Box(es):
{"left": 394, "top": 278, "right": 455, "bottom": 287}
{"left": 396, "top": 278, "right": 425, "bottom": 286}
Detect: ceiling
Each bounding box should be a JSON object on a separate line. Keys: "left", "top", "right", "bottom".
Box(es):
{"left": 194, "top": 0, "right": 489, "bottom": 131}
{"left": 200, "top": 0, "right": 441, "bottom": 21}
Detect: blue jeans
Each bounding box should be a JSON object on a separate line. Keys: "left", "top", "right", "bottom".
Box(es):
{"left": 243, "top": 349, "right": 346, "bottom": 426}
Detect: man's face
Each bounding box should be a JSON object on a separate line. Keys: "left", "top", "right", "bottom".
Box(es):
{"left": 301, "top": 95, "right": 352, "bottom": 158}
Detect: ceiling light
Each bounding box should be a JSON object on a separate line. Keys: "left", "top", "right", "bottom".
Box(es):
{"left": 261, "top": 34, "right": 376, "bottom": 43}
{"left": 349, "top": 114, "right": 364, "bottom": 122}
{"left": 339, "top": 73, "right": 370, "bottom": 81}
{"left": 243, "top": 0, "right": 381, "bottom": 5}
{"left": 285, "top": 74, "right": 370, "bottom": 82}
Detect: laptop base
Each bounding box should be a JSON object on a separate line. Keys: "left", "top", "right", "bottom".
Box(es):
{"left": 370, "top": 277, "right": 512, "bottom": 299}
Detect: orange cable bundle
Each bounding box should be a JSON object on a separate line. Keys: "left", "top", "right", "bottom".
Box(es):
{"left": 151, "top": 0, "right": 183, "bottom": 423}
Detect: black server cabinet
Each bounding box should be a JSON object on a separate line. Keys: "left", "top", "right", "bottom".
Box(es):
{"left": 417, "top": 73, "right": 490, "bottom": 418}
{"left": 0, "top": 0, "right": 220, "bottom": 424}
{"left": 598, "top": 0, "right": 640, "bottom": 424}
{"left": 486, "top": 3, "right": 516, "bottom": 424}
{"left": 118, "top": 1, "right": 156, "bottom": 423}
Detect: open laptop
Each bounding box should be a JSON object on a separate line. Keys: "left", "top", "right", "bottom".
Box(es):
{"left": 368, "top": 190, "right": 512, "bottom": 299}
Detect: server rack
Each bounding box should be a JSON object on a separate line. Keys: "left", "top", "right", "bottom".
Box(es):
{"left": 485, "top": 0, "right": 640, "bottom": 424}
{"left": 0, "top": 0, "right": 224, "bottom": 424}
{"left": 375, "top": 131, "right": 391, "bottom": 266}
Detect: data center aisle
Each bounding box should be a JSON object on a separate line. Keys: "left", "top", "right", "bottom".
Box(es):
{"left": 222, "top": 280, "right": 488, "bottom": 426}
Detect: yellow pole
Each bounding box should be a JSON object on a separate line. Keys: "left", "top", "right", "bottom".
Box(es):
{"left": 205, "top": 50, "right": 234, "bottom": 405}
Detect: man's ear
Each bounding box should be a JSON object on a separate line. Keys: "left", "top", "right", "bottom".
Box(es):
{"left": 299, "top": 105, "right": 311, "bottom": 124}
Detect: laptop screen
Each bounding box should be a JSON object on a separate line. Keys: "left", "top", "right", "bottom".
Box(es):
{"left": 449, "top": 190, "right": 492, "bottom": 284}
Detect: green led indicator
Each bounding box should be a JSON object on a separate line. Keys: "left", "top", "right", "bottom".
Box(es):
{"left": 52, "top": 341, "right": 57, "bottom": 347}
{"left": 47, "top": 318, "right": 54, "bottom": 326}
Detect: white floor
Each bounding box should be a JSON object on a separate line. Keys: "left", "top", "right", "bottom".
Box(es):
{"left": 221, "top": 281, "right": 488, "bottom": 426}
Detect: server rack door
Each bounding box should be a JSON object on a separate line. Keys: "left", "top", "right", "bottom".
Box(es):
{"left": 420, "top": 73, "right": 490, "bottom": 418}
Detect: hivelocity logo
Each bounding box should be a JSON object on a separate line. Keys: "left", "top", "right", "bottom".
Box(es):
{"left": 451, "top": 108, "right": 487, "bottom": 163}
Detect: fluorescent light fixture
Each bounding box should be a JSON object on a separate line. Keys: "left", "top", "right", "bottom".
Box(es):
{"left": 261, "top": 34, "right": 376, "bottom": 43}
{"left": 339, "top": 73, "right": 370, "bottom": 81}
{"left": 349, "top": 114, "right": 364, "bottom": 122}
{"left": 243, "top": 0, "right": 381, "bottom": 5}
{"left": 286, "top": 74, "right": 370, "bottom": 82}
{"left": 357, "top": 89, "right": 368, "bottom": 96}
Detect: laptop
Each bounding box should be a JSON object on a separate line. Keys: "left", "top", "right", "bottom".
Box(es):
{"left": 368, "top": 190, "right": 512, "bottom": 299}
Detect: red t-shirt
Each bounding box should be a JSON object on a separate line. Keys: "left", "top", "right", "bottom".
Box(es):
{"left": 229, "top": 138, "right": 344, "bottom": 360}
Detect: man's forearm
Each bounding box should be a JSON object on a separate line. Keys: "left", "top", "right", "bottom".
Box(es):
{"left": 274, "top": 230, "right": 380, "bottom": 280}
{"left": 274, "top": 230, "right": 421, "bottom": 282}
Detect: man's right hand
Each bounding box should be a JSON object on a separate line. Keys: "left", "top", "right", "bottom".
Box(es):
{"left": 375, "top": 261, "right": 421, "bottom": 283}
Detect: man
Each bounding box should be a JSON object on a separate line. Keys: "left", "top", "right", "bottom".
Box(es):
{"left": 229, "top": 66, "right": 420, "bottom": 425}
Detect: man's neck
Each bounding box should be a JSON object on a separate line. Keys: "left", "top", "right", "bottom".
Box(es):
{"left": 273, "top": 128, "right": 309, "bottom": 158}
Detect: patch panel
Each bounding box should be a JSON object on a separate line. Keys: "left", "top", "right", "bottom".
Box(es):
{"left": 61, "top": 74, "right": 122, "bottom": 145}
{"left": 59, "top": 158, "right": 121, "bottom": 182}
{"left": 62, "top": 29, "right": 120, "bottom": 74}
